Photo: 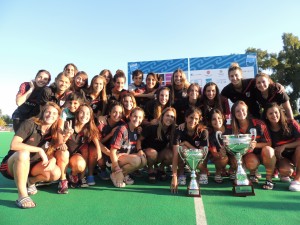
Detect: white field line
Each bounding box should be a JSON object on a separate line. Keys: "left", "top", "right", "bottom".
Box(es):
{"left": 194, "top": 197, "right": 207, "bottom": 225}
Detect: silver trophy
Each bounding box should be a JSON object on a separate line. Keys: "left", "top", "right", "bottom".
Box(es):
{"left": 216, "top": 129, "right": 256, "bottom": 196}
{"left": 177, "top": 146, "right": 208, "bottom": 197}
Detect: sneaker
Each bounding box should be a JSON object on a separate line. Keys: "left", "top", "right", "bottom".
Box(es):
{"left": 98, "top": 169, "right": 110, "bottom": 180}
{"left": 178, "top": 175, "right": 186, "bottom": 186}
{"left": 69, "top": 174, "right": 79, "bottom": 188}
{"left": 249, "top": 175, "right": 259, "bottom": 183}
{"left": 289, "top": 181, "right": 300, "bottom": 191}
{"left": 280, "top": 176, "right": 291, "bottom": 183}
{"left": 273, "top": 168, "right": 279, "bottom": 179}
{"left": 229, "top": 172, "right": 236, "bottom": 180}
{"left": 124, "top": 175, "right": 134, "bottom": 185}
{"left": 199, "top": 174, "right": 208, "bottom": 185}
{"left": 58, "top": 180, "right": 68, "bottom": 194}
{"left": 87, "top": 175, "right": 96, "bottom": 186}
{"left": 79, "top": 177, "right": 89, "bottom": 188}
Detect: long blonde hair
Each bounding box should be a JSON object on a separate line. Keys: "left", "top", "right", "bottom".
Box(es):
{"left": 157, "top": 107, "right": 176, "bottom": 144}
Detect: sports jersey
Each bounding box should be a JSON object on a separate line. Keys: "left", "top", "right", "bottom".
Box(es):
{"left": 268, "top": 120, "right": 300, "bottom": 148}
{"left": 254, "top": 86, "right": 289, "bottom": 109}
{"left": 141, "top": 124, "right": 172, "bottom": 151}
{"left": 110, "top": 123, "right": 138, "bottom": 154}
{"left": 12, "top": 82, "right": 45, "bottom": 120}
{"left": 98, "top": 120, "right": 125, "bottom": 148}
{"left": 1, "top": 119, "right": 53, "bottom": 163}
{"left": 173, "top": 99, "right": 201, "bottom": 125}
{"left": 209, "top": 128, "right": 232, "bottom": 152}
{"left": 39, "top": 85, "right": 70, "bottom": 108}
{"left": 173, "top": 126, "right": 209, "bottom": 148}
{"left": 221, "top": 78, "right": 260, "bottom": 118}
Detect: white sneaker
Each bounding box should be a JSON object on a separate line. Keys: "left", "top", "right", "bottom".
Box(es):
{"left": 280, "top": 176, "right": 291, "bottom": 183}
{"left": 178, "top": 175, "right": 186, "bottom": 186}
{"left": 124, "top": 175, "right": 134, "bottom": 185}
{"left": 289, "top": 181, "right": 300, "bottom": 191}
{"left": 199, "top": 174, "right": 208, "bottom": 185}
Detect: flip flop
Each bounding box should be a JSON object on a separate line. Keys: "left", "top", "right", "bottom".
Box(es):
{"left": 16, "top": 196, "right": 36, "bottom": 209}
{"left": 27, "top": 181, "right": 38, "bottom": 195}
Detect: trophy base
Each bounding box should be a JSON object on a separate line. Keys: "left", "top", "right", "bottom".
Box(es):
{"left": 233, "top": 183, "right": 255, "bottom": 197}
{"left": 187, "top": 187, "right": 201, "bottom": 197}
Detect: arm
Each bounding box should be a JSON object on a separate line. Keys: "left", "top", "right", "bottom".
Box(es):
{"left": 282, "top": 101, "right": 294, "bottom": 120}
{"left": 275, "top": 140, "right": 300, "bottom": 159}
{"left": 16, "top": 81, "right": 35, "bottom": 106}
{"left": 171, "top": 144, "right": 179, "bottom": 193}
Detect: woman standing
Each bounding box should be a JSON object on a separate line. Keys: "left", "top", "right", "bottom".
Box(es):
{"left": 263, "top": 103, "right": 300, "bottom": 191}
{"left": 0, "top": 102, "right": 62, "bottom": 208}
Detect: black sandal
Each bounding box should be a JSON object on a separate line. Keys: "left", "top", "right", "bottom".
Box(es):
{"left": 262, "top": 180, "right": 275, "bottom": 190}
{"left": 148, "top": 173, "right": 157, "bottom": 184}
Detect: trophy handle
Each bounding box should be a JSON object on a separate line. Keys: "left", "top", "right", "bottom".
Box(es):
{"left": 250, "top": 128, "right": 257, "bottom": 141}
{"left": 177, "top": 145, "right": 184, "bottom": 161}
{"left": 215, "top": 131, "right": 223, "bottom": 148}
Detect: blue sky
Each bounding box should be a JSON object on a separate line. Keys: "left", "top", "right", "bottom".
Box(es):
{"left": 1, "top": 0, "right": 299, "bottom": 116}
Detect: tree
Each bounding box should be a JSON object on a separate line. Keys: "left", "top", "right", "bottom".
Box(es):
{"left": 246, "top": 33, "right": 300, "bottom": 113}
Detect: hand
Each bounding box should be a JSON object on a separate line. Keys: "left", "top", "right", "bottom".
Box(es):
{"left": 171, "top": 176, "right": 178, "bottom": 194}
{"left": 275, "top": 83, "right": 285, "bottom": 94}
{"left": 64, "top": 120, "right": 74, "bottom": 137}
{"left": 248, "top": 140, "right": 257, "bottom": 151}
{"left": 38, "top": 148, "right": 48, "bottom": 166}
{"left": 44, "top": 158, "right": 56, "bottom": 171}
{"left": 178, "top": 123, "right": 185, "bottom": 131}
{"left": 29, "top": 80, "right": 35, "bottom": 90}
{"left": 275, "top": 146, "right": 285, "bottom": 159}
{"left": 98, "top": 115, "right": 107, "bottom": 125}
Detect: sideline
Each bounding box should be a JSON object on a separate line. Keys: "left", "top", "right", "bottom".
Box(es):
{"left": 194, "top": 197, "right": 207, "bottom": 225}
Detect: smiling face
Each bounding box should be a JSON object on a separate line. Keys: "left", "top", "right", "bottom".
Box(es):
{"left": 109, "top": 105, "right": 123, "bottom": 122}
{"left": 158, "top": 89, "right": 169, "bottom": 106}
{"left": 173, "top": 71, "right": 183, "bottom": 87}
{"left": 229, "top": 69, "right": 242, "bottom": 87}
{"left": 186, "top": 112, "right": 200, "bottom": 130}
{"left": 205, "top": 85, "right": 217, "bottom": 100}
{"left": 67, "top": 100, "right": 81, "bottom": 113}
{"left": 234, "top": 103, "right": 248, "bottom": 121}
{"left": 114, "top": 77, "right": 125, "bottom": 91}
{"left": 75, "top": 75, "right": 88, "bottom": 88}
{"left": 188, "top": 85, "right": 200, "bottom": 100}
{"left": 122, "top": 96, "right": 134, "bottom": 111}
{"left": 129, "top": 109, "right": 144, "bottom": 128}
{"left": 92, "top": 77, "right": 104, "bottom": 93}
{"left": 162, "top": 109, "right": 175, "bottom": 126}
{"left": 256, "top": 76, "right": 270, "bottom": 92}
{"left": 35, "top": 72, "right": 50, "bottom": 88}
{"left": 65, "top": 65, "right": 75, "bottom": 78}
{"left": 146, "top": 75, "right": 157, "bottom": 89}
{"left": 56, "top": 75, "right": 71, "bottom": 92}
{"left": 266, "top": 106, "right": 280, "bottom": 124}
{"left": 43, "top": 106, "right": 59, "bottom": 125}
{"left": 211, "top": 112, "right": 224, "bottom": 130}
{"left": 77, "top": 105, "right": 91, "bottom": 125}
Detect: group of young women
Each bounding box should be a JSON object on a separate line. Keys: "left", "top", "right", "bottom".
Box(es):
{"left": 1, "top": 62, "right": 300, "bottom": 209}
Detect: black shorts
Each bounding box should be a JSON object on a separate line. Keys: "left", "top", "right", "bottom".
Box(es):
{"left": 282, "top": 148, "right": 295, "bottom": 161}
{"left": 0, "top": 161, "right": 13, "bottom": 180}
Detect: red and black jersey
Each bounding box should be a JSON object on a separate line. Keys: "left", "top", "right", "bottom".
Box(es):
{"left": 110, "top": 123, "right": 138, "bottom": 154}
{"left": 173, "top": 126, "right": 209, "bottom": 148}
{"left": 269, "top": 120, "right": 300, "bottom": 148}
{"left": 209, "top": 128, "right": 232, "bottom": 152}
{"left": 98, "top": 120, "right": 125, "bottom": 148}
{"left": 40, "top": 85, "right": 70, "bottom": 108}
{"left": 1, "top": 119, "right": 53, "bottom": 163}
{"left": 173, "top": 98, "right": 201, "bottom": 125}
{"left": 12, "top": 82, "right": 45, "bottom": 120}
{"left": 221, "top": 78, "right": 260, "bottom": 118}
{"left": 86, "top": 93, "right": 106, "bottom": 116}
{"left": 65, "top": 119, "right": 89, "bottom": 154}
{"left": 141, "top": 124, "right": 172, "bottom": 151}
{"left": 239, "top": 118, "right": 271, "bottom": 144}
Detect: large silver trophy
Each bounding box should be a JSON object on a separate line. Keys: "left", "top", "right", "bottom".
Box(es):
{"left": 177, "top": 146, "right": 208, "bottom": 197}
{"left": 216, "top": 129, "right": 256, "bottom": 196}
